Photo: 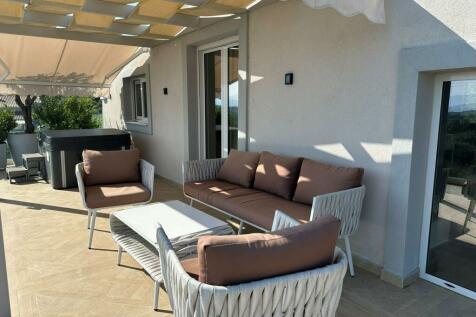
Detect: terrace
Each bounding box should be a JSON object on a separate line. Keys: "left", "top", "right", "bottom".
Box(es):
{"left": 1, "top": 174, "right": 475, "bottom": 316}
{"left": 1, "top": 0, "right": 476, "bottom": 316}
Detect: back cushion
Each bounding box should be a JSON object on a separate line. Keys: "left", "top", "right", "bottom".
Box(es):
{"left": 82, "top": 148, "right": 141, "bottom": 186}
{"left": 253, "top": 151, "right": 303, "bottom": 200}
{"left": 293, "top": 159, "right": 364, "bottom": 205}
{"left": 217, "top": 150, "right": 260, "bottom": 188}
{"left": 197, "top": 215, "right": 340, "bottom": 286}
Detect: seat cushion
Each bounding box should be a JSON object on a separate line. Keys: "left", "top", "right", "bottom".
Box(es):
{"left": 184, "top": 180, "right": 242, "bottom": 205}
{"left": 213, "top": 190, "right": 311, "bottom": 230}
{"left": 253, "top": 151, "right": 303, "bottom": 200}
{"left": 180, "top": 256, "right": 200, "bottom": 281}
{"left": 83, "top": 148, "right": 140, "bottom": 186}
{"left": 293, "top": 159, "right": 364, "bottom": 205}
{"left": 197, "top": 215, "right": 340, "bottom": 286}
{"left": 216, "top": 150, "right": 260, "bottom": 188}
{"left": 85, "top": 182, "right": 150, "bottom": 208}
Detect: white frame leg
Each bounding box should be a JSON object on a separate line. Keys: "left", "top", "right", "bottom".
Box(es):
{"left": 153, "top": 280, "right": 160, "bottom": 311}
{"left": 237, "top": 221, "right": 244, "bottom": 235}
{"left": 117, "top": 245, "right": 123, "bottom": 265}
{"left": 88, "top": 210, "right": 97, "bottom": 249}
{"left": 189, "top": 199, "right": 194, "bottom": 207}
{"left": 344, "top": 236, "right": 355, "bottom": 277}
{"left": 87, "top": 209, "right": 92, "bottom": 229}
{"left": 463, "top": 200, "right": 475, "bottom": 233}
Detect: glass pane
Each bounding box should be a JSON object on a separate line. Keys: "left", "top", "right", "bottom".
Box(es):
{"left": 142, "top": 81, "right": 148, "bottom": 118}
{"left": 427, "top": 79, "right": 476, "bottom": 292}
{"left": 228, "top": 46, "right": 239, "bottom": 153}
{"left": 204, "top": 50, "right": 222, "bottom": 159}
{"left": 134, "top": 81, "right": 142, "bottom": 117}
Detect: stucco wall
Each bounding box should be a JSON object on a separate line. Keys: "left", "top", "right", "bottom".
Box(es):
{"left": 246, "top": 0, "right": 476, "bottom": 268}
{"left": 104, "top": 0, "right": 476, "bottom": 271}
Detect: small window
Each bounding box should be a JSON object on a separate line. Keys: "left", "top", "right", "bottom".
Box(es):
{"left": 132, "top": 77, "right": 148, "bottom": 123}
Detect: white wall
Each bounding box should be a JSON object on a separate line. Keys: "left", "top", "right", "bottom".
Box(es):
{"left": 104, "top": 0, "right": 476, "bottom": 271}
{"left": 246, "top": 0, "right": 476, "bottom": 268}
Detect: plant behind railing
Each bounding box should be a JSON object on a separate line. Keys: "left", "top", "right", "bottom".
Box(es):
{"left": 33, "top": 96, "right": 101, "bottom": 130}
{"left": 0, "top": 106, "right": 17, "bottom": 143}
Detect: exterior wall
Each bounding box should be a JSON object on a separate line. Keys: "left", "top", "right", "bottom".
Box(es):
{"left": 104, "top": 0, "right": 476, "bottom": 279}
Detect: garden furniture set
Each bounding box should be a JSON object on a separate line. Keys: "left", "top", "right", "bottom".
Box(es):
{"left": 75, "top": 148, "right": 366, "bottom": 316}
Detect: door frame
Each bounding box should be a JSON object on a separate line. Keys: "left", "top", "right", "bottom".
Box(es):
{"left": 419, "top": 71, "right": 476, "bottom": 300}
{"left": 197, "top": 36, "right": 239, "bottom": 159}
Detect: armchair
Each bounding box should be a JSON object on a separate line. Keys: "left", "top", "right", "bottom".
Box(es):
{"left": 156, "top": 211, "right": 347, "bottom": 316}
{"left": 76, "top": 149, "right": 154, "bottom": 249}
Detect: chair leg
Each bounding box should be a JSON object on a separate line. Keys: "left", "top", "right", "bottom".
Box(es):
{"left": 189, "top": 199, "right": 193, "bottom": 207}
{"left": 463, "top": 200, "right": 475, "bottom": 233}
{"left": 344, "top": 236, "right": 355, "bottom": 277}
{"left": 88, "top": 210, "right": 97, "bottom": 249}
{"left": 237, "top": 221, "right": 244, "bottom": 235}
{"left": 117, "top": 245, "right": 123, "bottom": 265}
{"left": 153, "top": 280, "right": 160, "bottom": 311}
{"left": 87, "top": 209, "right": 92, "bottom": 229}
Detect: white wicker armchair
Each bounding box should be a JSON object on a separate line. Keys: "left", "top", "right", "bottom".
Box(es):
{"left": 183, "top": 158, "right": 366, "bottom": 276}
{"left": 76, "top": 159, "right": 155, "bottom": 249}
{"left": 156, "top": 210, "right": 348, "bottom": 316}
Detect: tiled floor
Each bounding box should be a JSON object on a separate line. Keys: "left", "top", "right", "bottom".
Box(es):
{"left": 1, "top": 173, "right": 475, "bottom": 316}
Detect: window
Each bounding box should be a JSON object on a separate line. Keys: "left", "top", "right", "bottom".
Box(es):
{"left": 132, "top": 77, "right": 148, "bottom": 123}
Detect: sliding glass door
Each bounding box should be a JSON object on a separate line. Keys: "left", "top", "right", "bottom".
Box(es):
{"left": 200, "top": 41, "right": 239, "bottom": 159}
{"left": 421, "top": 74, "right": 476, "bottom": 300}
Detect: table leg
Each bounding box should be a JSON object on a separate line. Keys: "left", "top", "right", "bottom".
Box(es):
{"left": 117, "top": 245, "right": 123, "bottom": 265}
{"left": 153, "top": 280, "right": 160, "bottom": 311}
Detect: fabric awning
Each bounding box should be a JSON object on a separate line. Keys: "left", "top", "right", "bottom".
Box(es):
{"left": 303, "top": 0, "right": 385, "bottom": 24}
{"left": 0, "top": 34, "right": 145, "bottom": 97}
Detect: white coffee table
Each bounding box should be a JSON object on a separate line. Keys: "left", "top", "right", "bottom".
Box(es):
{"left": 109, "top": 200, "right": 234, "bottom": 310}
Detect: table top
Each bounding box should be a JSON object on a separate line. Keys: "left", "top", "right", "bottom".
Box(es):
{"left": 112, "top": 200, "right": 230, "bottom": 245}
{"left": 22, "top": 153, "right": 44, "bottom": 160}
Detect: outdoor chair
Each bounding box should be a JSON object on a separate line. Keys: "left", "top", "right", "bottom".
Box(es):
{"left": 76, "top": 148, "right": 154, "bottom": 249}
{"left": 156, "top": 210, "right": 348, "bottom": 316}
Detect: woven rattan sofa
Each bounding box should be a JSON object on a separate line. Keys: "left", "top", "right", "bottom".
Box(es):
{"left": 183, "top": 150, "right": 365, "bottom": 276}
{"left": 156, "top": 210, "right": 348, "bottom": 316}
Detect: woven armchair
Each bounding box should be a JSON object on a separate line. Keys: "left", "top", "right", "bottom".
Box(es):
{"left": 156, "top": 210, "right": 348, "bottom": 316}
{"left": 76, "top": 159, "right": 154, "bottom": 249}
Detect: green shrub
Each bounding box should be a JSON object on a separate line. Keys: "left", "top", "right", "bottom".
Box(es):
{"left": 33, "top": 96, "right": 101, "bottom": 130}
{"left": 0, "top": 106, "right": 17, "bottom": 143}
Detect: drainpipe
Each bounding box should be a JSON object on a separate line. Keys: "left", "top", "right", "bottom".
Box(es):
{"left": 0, "top": 213, "right": 11, "bottom": 317}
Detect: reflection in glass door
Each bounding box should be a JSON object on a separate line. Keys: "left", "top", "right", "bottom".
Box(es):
{"left": 422, "top": 77, "right": 476, "bottom": 300}
{"left": 201, "top": 42, "right": 239, "bottom": 159}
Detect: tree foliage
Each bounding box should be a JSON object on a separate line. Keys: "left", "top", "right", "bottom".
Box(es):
{"left": 33, "top": 96, "right": 101, "bottom": 130}
{"left": 0, "top": 106, "right": 17, "bottom": 143}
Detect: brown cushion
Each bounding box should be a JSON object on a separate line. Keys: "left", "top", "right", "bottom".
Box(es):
{"left": 85, "top": 182, "right": 150, "bottom": 208}
{"left": 253, "top": 152, "right": 303, "bottom": 200}
{"left": 216, "top": 150, "right": 260, "bottom": 188}
{"left": 180, "top": 256, "right": 200, "bottom": 281}
{"left": 83, "top": 148, "right": 140, "bottom": 186}
{"left": 184, "top": 180, "right": 311, "bottom": 230}
{"left": 184, "top": 180, "right": 242, "bottom": 205}
{"left": 197, "top": 216, "right": 340, "bottom": 286}
{"left": 293, "top": 159, "right": 364, "bottom": 205}
{"left": 212, "top": 190, "right": 311, "bottom": 230}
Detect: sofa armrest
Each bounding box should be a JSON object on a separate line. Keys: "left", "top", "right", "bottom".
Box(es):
{"left": 271, "top": 210, "right": 301, "bottom": 231}
{"left": 310, "top": 186, "right": 366, "bottom": 238}
{"left": 140, "top": 159, "right": 155, "bottom": 200}
{"left": 75, "top": 163, "right": 88, "bottom": 209}
{"left": 182, "top": 158, "right": 226, "bottom": 183}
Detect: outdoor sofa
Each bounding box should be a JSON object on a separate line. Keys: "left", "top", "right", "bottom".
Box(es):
{"left": 183, "top": 150, "right": 365, "bottom": 276}
{"left": 157, "top": 210, "right": 347, "bottom": 316}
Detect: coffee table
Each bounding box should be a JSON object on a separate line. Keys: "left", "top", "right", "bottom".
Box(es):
{"left": 109, "top": 200, "right": 234, "bottom": 310}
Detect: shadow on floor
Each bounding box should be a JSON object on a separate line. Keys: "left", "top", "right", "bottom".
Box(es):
{"left": 0, "top": 198, "right": 109, "bottom": 219}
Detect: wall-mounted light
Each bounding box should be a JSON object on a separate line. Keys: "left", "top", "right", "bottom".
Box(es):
{"left": 285, "top": 73, "right": 293, "bottom": 85}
